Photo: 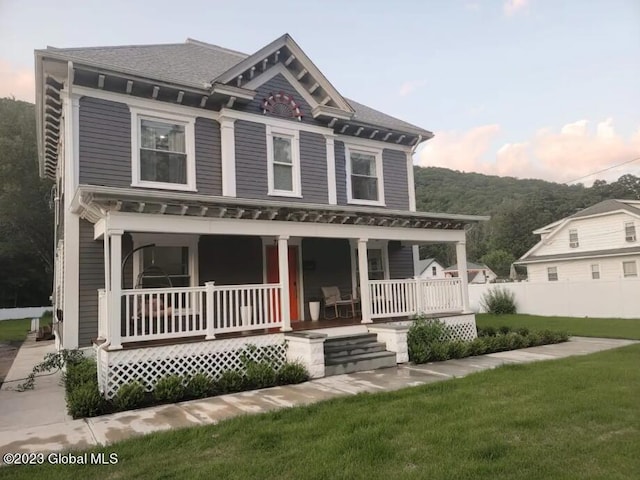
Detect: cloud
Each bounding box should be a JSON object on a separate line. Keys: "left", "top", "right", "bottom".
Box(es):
{"left": 0, "top": 60, "right": 35, "bottom": 102}
{"left": 416, "top": 119, "right": 640, "bottom": 185}
{"left": 398, "top": 80, "right": 426, "bottom": 97}
{"left": 504, "top": 0, "right": 529, "bottom": 16}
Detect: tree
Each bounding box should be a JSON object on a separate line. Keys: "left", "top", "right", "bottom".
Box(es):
{"left": 480, "top": 249, "right": 516, "bottom": 278}
{"left": 0, "top": 98, "right": 54, "bottom": 307}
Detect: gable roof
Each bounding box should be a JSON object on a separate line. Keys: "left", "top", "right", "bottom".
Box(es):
{"left": 39, "top": 35, "right": 432, "bottom": 138}
{"left": 417, "top": 258, "right": 441, "bottom": 275}
{"left": 445, "top": 261, "right": 489, "bottom": 272}
{"left": 568, "top": 199, "right": 640, "bottom": 219}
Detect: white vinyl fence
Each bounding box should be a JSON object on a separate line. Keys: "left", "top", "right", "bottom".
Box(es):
{"left": 0, "top": 306, "right": 52, "bottom": 321}
{"left": 469, "top": 279, "right": 640, "bottom": 319}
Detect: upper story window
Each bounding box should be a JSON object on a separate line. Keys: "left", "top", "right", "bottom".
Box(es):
{"left": 432, "top": 266, "right": 437, "bottom": 276}
{"left": 569, "top": 229, "right": 579, "bottom": 248}
{"left": 345, "top": 144, "right": 385, "bottom": 206}
{"left": 131, "top": 108, "right": 196, "bottom": 191}
{"left": 622, "top": 261, "right": 637, "bottom": 278}
{"left": 266, "top": 125, "right": 301, "bottom": 197}
{"left": 547, "top": 266, "right": 558, "bottom": 281}
{"left": 591, "top": 264, "right": 600, "bottom": 280}
{"left": 625, "top": 221, "right": 636, "bottom": 242}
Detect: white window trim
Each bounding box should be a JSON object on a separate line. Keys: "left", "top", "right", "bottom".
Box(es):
{"left": 591, "top": 264, "right": 600, "bottom": 280}
{"left": 266, "top": 125, "right": 301, "bottom": 198}
{"left": 131, "top": 233, "right": 199, "bottom": 287}
{"left": 345, "top": 143, "right": 385, "bottom": 207}
{"left": 547, "top": 266, "right": 558, "bottom": 281}
{"left": 625, "top": 221, "right": 636, "bottom": 242}
{"left": 622, "top": 260, "right": 638, "bottom": 278}
{"left": 130, "top": 107, "right": 197, "bottom": 192}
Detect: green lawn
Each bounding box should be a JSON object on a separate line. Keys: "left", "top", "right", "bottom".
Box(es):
{"left": 0, "top": 312, "right": 52, "bottom": 342}
{"left": 476, "top": 314, "right": 640, "bottom": 340}
{"left": 3, "top": 344, "right": 639, "bottom": 480}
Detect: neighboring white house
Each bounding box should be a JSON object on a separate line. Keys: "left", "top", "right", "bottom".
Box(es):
{"left": 444, "top": 262, "right": 497, "bottom": 284}
{"left": 415, "top": 258, "right": 445, "bottom": 279}
{"left": 516, "top": 199, "right": 640, "bottom": 282}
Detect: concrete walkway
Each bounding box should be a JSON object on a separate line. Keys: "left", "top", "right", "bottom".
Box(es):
{"left": 0, "top": 336, "right": 636, "bottom": 456}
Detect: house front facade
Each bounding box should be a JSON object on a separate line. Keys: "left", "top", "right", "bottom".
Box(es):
{"left": 416, "top": 258, "right": 445, "bottom": 279}
{"left": 36, "top": 34, "right": 486, "bottom": 397}
{"left": 516, "top": 199, "right": 640, "bottom": 282}
{"left": 444, "top": 262, "right": 497, "bottom": 284}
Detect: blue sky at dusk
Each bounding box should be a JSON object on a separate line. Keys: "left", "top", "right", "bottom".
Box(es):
{"left": 1, "top": 0, "right": 638, "bottom": 184}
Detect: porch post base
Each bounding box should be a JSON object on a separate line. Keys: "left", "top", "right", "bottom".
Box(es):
{"left": 360, "top": 319, "right": 373, "bottom": 324}
{"left": 280, "top": 326, "right": 293, "bottom": 332}
{"left": 285, "top": 332, "right": 327, "bottom": 378}
{"left": 367, "top": 324, "right": 409, "bottom": 363}
{"left": 205, "top": 334, "right": 216, "bottom": 340}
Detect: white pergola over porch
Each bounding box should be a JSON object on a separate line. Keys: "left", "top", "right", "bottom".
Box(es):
{"left": 74, "top": 186, "right": 488, "bottom": 350}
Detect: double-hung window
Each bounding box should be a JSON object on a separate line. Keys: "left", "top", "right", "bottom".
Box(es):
{"left": 345, "top": 144, "right": 384, "bottom": 206}
{"left": 623, "top": 261, "right": 637, "bottom": 278}
{"left": 569, "top": 229, "right": 579, "bottom": 248}
{"left": 625, "top": 222, "right": 636, "bottom": 242}
{"left": 131, "top": 109, "right": 196, "bottom": 191}
{"left": 267, "top": 125, "right": 301, "bottom": 197}
{"left": 547, "top": 266, "right": 558, "bottom": 281}
{"left": 591, "top": 264, "right": 600, "bottom": 280}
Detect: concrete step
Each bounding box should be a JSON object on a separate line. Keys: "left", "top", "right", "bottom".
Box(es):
{"left": 324, "top": 341, "right": 387, "bottom": 358}
{"left": 324, "top": 351, "right": 397, "bottom": 376}
{"left": 323, "top": 333, "right": 378, "bottom": 348}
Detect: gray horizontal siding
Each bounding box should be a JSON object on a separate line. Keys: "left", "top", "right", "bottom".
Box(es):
{"left": 237, "top": 71, "right": 325, "bottom": 127}
{"left": 195, "top": 117, "right": 222, "bottom": 195}
{"left": 235, "top": 120, "right": 328, "bottom": 203}
{"left": 198, "top": 235, "right": 263, "bottom": 284}
{"left": 78, "top": 219, "right": 105, "bottom": 347}
{"left": 388, "top": 243, "right": 414, "bottom": 279}
{"left": 79, "top": 96, "right": 131, "bottom": 187}
{"left": 335, "top": 141, "right": 347, "bottom": 204}
{"left": 383, "top": 148, "right": 410, "bottom": 210}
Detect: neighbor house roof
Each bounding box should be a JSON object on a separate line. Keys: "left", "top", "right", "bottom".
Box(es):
{"left": 568, "top": 199, "right": 640, "bottom": 219}
{"left": 515, "top": 245, "right": 640, "bottom": 264}
{"left": 444, "top": 261, "right": 489, "bottom": 271}
{"left": 417, "top": 258, "right": 441, "bottom": 275}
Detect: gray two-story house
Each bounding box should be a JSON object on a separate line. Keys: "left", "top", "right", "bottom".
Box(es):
{"left": 36, "top": 34, "right": 485, "bottom": 397}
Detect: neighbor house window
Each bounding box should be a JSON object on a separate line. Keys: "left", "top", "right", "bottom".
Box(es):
{"left": 622, "top": 261, "right": 637, "bottom": 278}
{"left": 432, "top": 266, "right": 437, "bottom": 276}
{"left": 345, "top": 144, "right": 384, "bottom": 206}
{"left": 131, "top": 109, "right": 195, "bottom": 191}
{"left": 267, "top": 125, "right": 300, "bottom": 197}
{"left": 547, "top": 266, "right": 558, "bottom": 281}
{"left": 625, "top": 222, "right": 636, "bottom": 242}
{"left": 591, "top": 264, "right": 600, "bottom": 280}
{"left": 141, "top": 246, "right": 190, "bottom": 287}
{"left": 569, "top": 229, "right": 579, "bottom": 248}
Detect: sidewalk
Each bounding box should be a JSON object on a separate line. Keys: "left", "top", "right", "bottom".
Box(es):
{"left": 0, "top": 336, "right": 636, "bottom": 455}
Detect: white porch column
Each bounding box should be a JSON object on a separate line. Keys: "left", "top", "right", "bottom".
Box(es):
{"left": 109, "top": 230, "right": 124, "bottom": 350}
{"left": 220, "top": 116, "right": 236, "bottom": 197}
{"left": 205, "top": 281, "right": 216, "bottom": 340}
{"left": 278, "top": 235, "right": 292, "bottom": 332}
{"left": 357, "top": 238, "right": 372, "bottom": 324}
{"left": 455, "top": 241, "right": 471, "bottom": 313}
{"left": 325, "top": 134, "right": 337, "bottom": 205}
{"left": 99, "top": 234, "right": 111, "bottom": 341}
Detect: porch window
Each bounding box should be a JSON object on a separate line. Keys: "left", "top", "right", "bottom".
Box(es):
{"left": 625, "top": 221, "right": 636, "bottom": 242}
{"left": 622, "top": 261, "right": 637, "bottom": 278}
{"left": 267, "top": 125, "right": 300, "bottom": 197}
{"left": 131, "top": 108, "right": 196, "bottom": 191}
{"left": 345, "top": 144, "right": 384, "bottom": 206}
{"left": 141, "top": 246, "right": 190, "bottom": 287}
{"left": 591, "top": 264, "right": 600, "bottom": 280}
{"left": 355, "top": 248, "right": 387, "bottom": 281}
{"left": 547, "top": 266, "right": 558, "bottom": 281}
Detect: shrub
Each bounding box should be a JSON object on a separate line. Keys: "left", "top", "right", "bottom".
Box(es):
{"left": 516, "top": 327, "right": 530, "bottom": 336}
{"left": 186, "top": 373, "right": 215, "bottom": 399}
{"left": 498, "top": 326, "right": 512, "bottom": 335}
{"left": 408, "top": 319, "right": 448, "bottom": 362}
{"left": 557, "top": 331, "right": 570, "bottom": 342}
{"left": 67, "top": 382, "right": 108, "bottom": 418}
{"left": 478, "top": 326, "right": 497, "bottom": 337}
{"left": 467, "top": 338, "right": 488, "bottom": 356}
{"left": 447, "top": 340, "right": 469, "bottom": 359}
{"left": 526, "top": 332, "right": 543, "bottom": 347}
{"left": 430, "top": 343, "right": 451, "bottom": 362}
{"left": 64, "top": 359, "right": 98, "bottom": 395}
{"left": 245, "top": 361, "right": 277, "bottom": 389}
{"left": 480, "top": 287, "right": 517, "bottom": 314}
{"left": 507, "top": 332, "right": 528, "bottom": 350}
{"left": 153, "top": 375, "right": 185, "bottom": 403}
{"left": 114, "top": 381, "right": 146, "bottom": 411}
{"left": 276, "top": 362, "right": 309, "bottom": 385}
{"left": 217, "top": 370, "right": 246, "bottom": 394}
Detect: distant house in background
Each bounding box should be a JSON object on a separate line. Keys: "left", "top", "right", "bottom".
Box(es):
{"left": 415, "top": 258, "right": 445, "bottom": 279}
{"left": 515, "top": 199, "right": 640, "bottom": 281}
{"left": 444, "top": 262, "right": 497, "bottom": 284}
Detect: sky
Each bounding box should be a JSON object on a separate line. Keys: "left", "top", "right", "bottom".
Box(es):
{"left": 1, "top": 0, "right": 639, "bottom": 185}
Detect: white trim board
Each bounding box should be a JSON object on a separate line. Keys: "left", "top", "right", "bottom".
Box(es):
{"left": 244, "top": 63, "right": 319, "bottom": 111}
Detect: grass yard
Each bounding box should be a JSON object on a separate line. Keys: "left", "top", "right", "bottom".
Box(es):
{"left": 0, "top": 312, "right": 52, "bottom": 342}
{"left": 2, "top": 344, "right": 639, "bottom": 480}
{"left": 477, "top": 313, "right": 640, "bottom": 340}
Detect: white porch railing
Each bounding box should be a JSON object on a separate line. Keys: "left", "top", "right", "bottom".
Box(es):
{"left": 369, "top": 278, "right": 463, "bottom": 319}
{"left": 102, "top": 283, "right": 282, "bottom": 345}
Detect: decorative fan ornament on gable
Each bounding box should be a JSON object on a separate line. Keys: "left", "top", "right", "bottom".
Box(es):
{"left": 261, "top": 92, "right": 303, "bottom": 121}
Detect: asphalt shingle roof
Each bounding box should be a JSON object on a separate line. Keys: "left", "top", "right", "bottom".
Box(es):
{"left": 515, "top": 245, "right": 640, "bottom": 264}
{"left": 569, "top": 199, "right": 640, "bottom": 219}
{"left": 42, "top": 39, "right": 431, "bottom": 137}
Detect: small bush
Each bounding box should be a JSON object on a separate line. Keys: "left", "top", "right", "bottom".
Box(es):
{"left": 478, "top": 326, "right": 497, "bottom": 337}
{"left": 64, "top": 359, "right": 97, "bottom": 395}
{"left": 498, "top": 326, "right": 512, "bottom": 335}
{"left": 276, "top": 362, "right": 309, "bottom": 385}
{"left": 557, "top": 331, "right": 570, "bottom": 342}
{"left": 186, "top": 373, "right": 215, "bottom": 399}
{"left": 217, "top": 370, "right": 246, "bottom": 394}
{"left": 516, "top": 327, "right": 530, "bottom": 336}
{"left": 245, "top": 361, "right": 277, "bottom": 389}
{"left": 67, "top": 382, "right": 108, "bottom": 418}
{"left": 480, "top": 287, "right": 517, "bottom": 314}
{"left": 526, "top": 332, "right": 543, "bottom": 347}
{"left": 430, "top": 343, "right": 451, "bottom": 362}
{"left": 153, "top": 375, "right": 185, "bottom": 403}
{"left": 467, "top": 338, "right": 487, "bottom": 356}
{"left": 447, "top": 340, "right": 469, "bottom": 359}
{"left": 114, "top": 381, "right": 146, "bottom": 411}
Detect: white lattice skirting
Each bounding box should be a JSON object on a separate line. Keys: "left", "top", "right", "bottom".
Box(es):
{"left": 96, "top": 334, "right": 286, "bottom": 399}
{"left": 395, "top": 313, "right": 478, "bottom": 342}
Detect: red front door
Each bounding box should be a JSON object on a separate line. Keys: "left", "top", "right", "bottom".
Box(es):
{"left": 266, "top": 246, "right": 299, "bottom": 322}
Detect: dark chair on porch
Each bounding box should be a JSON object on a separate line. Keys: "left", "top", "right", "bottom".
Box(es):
{"left": 321, "top": 286, "right": 359, "bottom": 319}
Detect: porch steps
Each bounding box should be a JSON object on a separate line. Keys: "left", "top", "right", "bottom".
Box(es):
{"left": 323, "top": 333, "right": 397, "bottom": 376}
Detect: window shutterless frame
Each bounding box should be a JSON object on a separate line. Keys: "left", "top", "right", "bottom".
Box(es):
{"left": 266, "top": 125, "right": 301, "bottom": 197}
{"left": 130, "top": 107, "right": 196, "bottom": 191}
{"left": 344, "top": 143, "right": 385, "bottom": 206}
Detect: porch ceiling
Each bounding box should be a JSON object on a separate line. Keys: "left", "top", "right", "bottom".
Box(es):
{"left": 73, "top": 185, "right": 488, "bottom": 230}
